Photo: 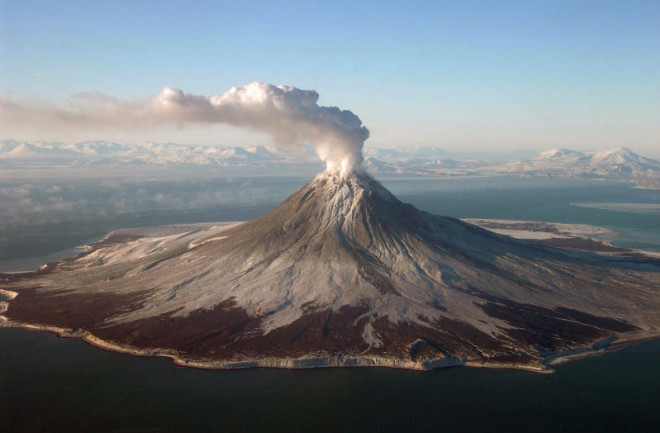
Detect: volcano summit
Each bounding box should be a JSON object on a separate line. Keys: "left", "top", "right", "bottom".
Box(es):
{"left": 2, "top": 168, "right": 660, "bottom": 371}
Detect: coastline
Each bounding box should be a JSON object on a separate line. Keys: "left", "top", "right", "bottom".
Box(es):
{"left": 1, "top": 285, "right": 549, "bottom": 373}
{"left": 0, "top": 313, "right": 549, "bottom": 373}
{"left": 3, "top": 292, "right": 654, "bottom": 375}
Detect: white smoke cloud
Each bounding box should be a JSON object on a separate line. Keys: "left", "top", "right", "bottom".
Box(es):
{"left": 0, "top": 82, "right": 369, "bottom": 173}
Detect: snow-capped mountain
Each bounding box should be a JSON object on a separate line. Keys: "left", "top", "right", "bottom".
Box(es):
{"left": 536, "top": 148, "right": 585, "bottom": 159}
{"left": 0, "top": 140, "right": 81, "bottom": 159}
{"left": 489, "top": 147, "right": 660, "bottom": 180}
{"left": 3, "top": 169, "right": 659, "bottom": 370}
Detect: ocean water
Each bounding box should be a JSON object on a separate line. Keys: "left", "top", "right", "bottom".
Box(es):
{"left": 1, "top": 172, "right": 659, "bottom": 432}
{"left": 1, "top": 173, "right": 659, "bottom": 269}
{"left": 383, "top": 176, "right": 660, "bottom": 252}
{"left": 1, "top": 327, "right": 659, "bottom": 433}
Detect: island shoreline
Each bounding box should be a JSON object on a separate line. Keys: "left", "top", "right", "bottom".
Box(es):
{"left": 4, "top": 288, "right": 657, "bottom": 375}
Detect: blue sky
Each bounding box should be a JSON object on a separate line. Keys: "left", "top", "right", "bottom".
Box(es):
{"left": 1, "top": 0, "right": 659, "bottom": 154}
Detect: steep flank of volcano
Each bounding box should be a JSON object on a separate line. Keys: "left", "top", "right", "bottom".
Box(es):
{"left": 2, "top": 170, "right": 660, "bottom": 370}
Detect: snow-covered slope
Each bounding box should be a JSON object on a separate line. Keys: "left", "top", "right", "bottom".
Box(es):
{"left": 3, "top": 169, "right": 660, "bottom": 370}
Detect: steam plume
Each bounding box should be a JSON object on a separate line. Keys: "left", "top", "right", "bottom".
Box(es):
{"left": 0, "top": 82, "right": 369, "bottom": 173}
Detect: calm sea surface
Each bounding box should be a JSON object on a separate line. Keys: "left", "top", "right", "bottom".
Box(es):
{"left": 2, "top": 328, "right": 659, "bottom": 433}
{"left": 1, "top": 173, "right": 659, "bottom": 432}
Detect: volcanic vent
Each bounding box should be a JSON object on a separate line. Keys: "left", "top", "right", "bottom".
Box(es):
{"left": 2, "top": 168, "right": 660, "bottom": 370}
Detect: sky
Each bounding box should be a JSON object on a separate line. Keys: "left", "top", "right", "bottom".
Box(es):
{"left": 1, "top": 0, "right": 659, "bottom": 156}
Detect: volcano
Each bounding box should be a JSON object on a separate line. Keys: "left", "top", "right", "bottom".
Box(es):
{"left": 2, "top": 170, "right": 660, "bottom": 370}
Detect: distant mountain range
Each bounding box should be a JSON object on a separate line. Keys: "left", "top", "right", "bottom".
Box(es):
{"left": 364, "top": 146, "right": 660, "bottom": 181}
{"left": 0, "top": 140, "right": 292, "bottom": 167}
{"left": 1, "top": 139, "right": 659, "bottom": 182}
{"left": 485, "top": 147, "right": 660, "bottom": 180}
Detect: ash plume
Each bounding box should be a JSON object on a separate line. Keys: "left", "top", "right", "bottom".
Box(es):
{"left": 0, "top": 82, "right": 369, "bottom": 173}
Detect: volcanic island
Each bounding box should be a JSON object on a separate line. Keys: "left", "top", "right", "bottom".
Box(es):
{"left": 2, "top": 168, "right": 660, "bottom": 372}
